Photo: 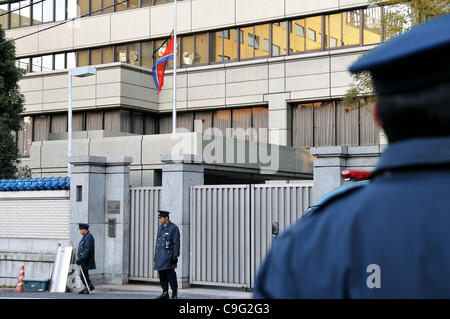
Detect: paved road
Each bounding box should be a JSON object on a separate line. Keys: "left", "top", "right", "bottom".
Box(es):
{"left": 0, "top": 291, "right": 167, "bottom": 299}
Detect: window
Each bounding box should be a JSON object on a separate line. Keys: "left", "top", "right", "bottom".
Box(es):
{"left": 17, "top": 117, "right": 33, "bottom": 156}
{"left": 10, "top": 2, "right": 20, "bottom": 28}
{"left": 20, "top": 1, "right": 31, "bottom": 27}
{"left": 67, "top": 52, "right": 76, "bottom": 69}
{"left": 32, "top": 0, "right": 43, "bottom": 25}
{"left": 42, "top": 0, "right": 54, "bottom": 22}
{"left": 55, "top": 0, "right": 66, "bottom": 21}
{"left": 0, "top": 4, "right": 9, "bottom": 29}
{"left": 305, "top": 16, "right": 322, "bottom": 50}
{"left": 91, "top": 48, "right": 102, "bottom": 65}
{"left": 363, "top": 7, "right": 382, "bottom": 45}
{"left": 77, "top": 0, "right": 89, "bottom": 16}
{"left": 77, "top": 50, "right": 89, "bottom": 67}
{"left": 91, "top": 0, "right": 102, "bottom": 15}
{"left": 32, "top": 56, "right": 42, "bottom": 72}
{"left": 342, "top": 10, "right": 361, "bottom": 46}
{"left": 290, "top": 19, "right": 305, "bottom": 53}
{"left": 42, "top": 55, "right": 53, "bottom": 71}
{"left": 115, "top": 45, "right": 127, "bottom": 63}
{"left": 67, "top": 0, "right": 77, "bottom": 19}
{"left": 272, "top": 21, "right": 287, "bottom": 57}
{"left": 102, "top": 47, "right": 113, "bottom": 63}
{"left": 182, "top": 35, "right": 194, "bottom": 65}
{"left": 128, "top": 43, "right": 139, "bottom": 65}
{"left": 195, "top": 33, "right": 207, "bottom": 64}
{"left": 219, "top": 30, "right": 230, "bottom": 39}
{"left": 325, "top": 13, "right": 342, "bottom": 48}
{"left": 102, "top": 0, "right": 114, "bottom": 13}
{"left": 142, "top": 0, "right": 153, "bottom": 7}
{"left": 263, "top": 38, "right": 269, "bottom": 52}
{"left": 295, "top": 23, "right": 305, "bottom": 37}
{"left": 141, "top": 41, "right": 153, "bottom": 69}
{"left": 54, "top": 53, "right": 65, "bottom": 69}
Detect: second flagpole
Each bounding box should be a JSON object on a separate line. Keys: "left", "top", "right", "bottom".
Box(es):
{"left": 172, "top": 0, "right": 177, "bottom": 134}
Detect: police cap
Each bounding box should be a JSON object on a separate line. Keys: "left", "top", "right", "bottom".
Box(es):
{"left": 78, "top": 223, "right": 89, "bottom": 230}
{"left": 157, "top": 210, "right": 170, "bottom": 218}
{"left": 349, "top": 14, "right": 450, "bottom": 96}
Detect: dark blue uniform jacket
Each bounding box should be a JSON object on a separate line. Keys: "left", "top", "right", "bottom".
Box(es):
{"left": 254, "top": 137, "right": 450, "bottom": 298}
{"left": 77, "top": 231, "right": 96, "bottom": 270}
{"left": 154, "top": 221, "right": 180, "bottom": 271}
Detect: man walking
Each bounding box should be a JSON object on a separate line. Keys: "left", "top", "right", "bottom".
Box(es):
{"left": 154, "top": 210, "right": 180, "bottom": 299}
{"left": 76, "top": 223, "right": 96, "bottom": 294}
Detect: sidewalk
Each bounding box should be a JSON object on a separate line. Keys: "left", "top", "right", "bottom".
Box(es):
{"left": 0, "top": 283, "right": 253, "bottom": 299}
{"left": 95, "top": 282, "right": 253, "bottom": 299}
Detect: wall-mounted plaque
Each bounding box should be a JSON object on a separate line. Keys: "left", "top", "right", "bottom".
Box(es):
{"left": 107, "top": 200, "right": 120, "bottom": 214}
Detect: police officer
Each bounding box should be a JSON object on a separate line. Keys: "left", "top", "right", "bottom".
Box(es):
{"left": 254, "top": 14, "right": 450, "bottom": 298}
{"left": 76, "top": 223, "right": 96, "bottom": 294}
{"left": 154, "top": 210, "right": 180, "bottom": 299}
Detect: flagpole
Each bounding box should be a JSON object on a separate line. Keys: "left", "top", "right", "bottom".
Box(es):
{"left": 172, "top": 0, "right": 177, "bottom": 134}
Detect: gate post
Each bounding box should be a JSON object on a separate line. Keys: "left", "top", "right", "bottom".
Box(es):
{"left": 70, "top": 156, "right": 132, "bottom": 285}
{"left": 160, "top": 154, "right": 204, "bottom": 288}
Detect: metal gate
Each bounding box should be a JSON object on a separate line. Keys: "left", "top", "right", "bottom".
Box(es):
{"left": 129, "top": 186, "right": 161, "bottom": 281}
{"left": 190, "top": 185, "right": 251, "bottom": 288}
{"left": 190, "top": 183, "right": 313, "bottom": 288}
{"left": 250, "top": 183, "right": 313, "bottom": 288}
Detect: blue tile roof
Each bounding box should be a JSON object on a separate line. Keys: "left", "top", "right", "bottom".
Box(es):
{"left": 0, "top": 177, "right": 70, "bottom": 191}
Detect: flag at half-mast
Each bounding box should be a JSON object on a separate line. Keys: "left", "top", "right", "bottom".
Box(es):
{"left": 152, "top": 32, "right": 174, "bottom": 93}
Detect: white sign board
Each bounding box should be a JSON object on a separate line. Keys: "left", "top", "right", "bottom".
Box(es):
{"left": 49, "top": 246, "right": 74, "bottom": 293}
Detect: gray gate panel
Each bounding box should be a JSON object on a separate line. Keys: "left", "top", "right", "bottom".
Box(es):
{"left": 129, "top": 187, "right": 161, "bottom": 281}
{"left": 190, "top": 185, "right": 251, "bottom": 288}
{"left": 250, "top": 183, "right": 313, "bottom": 288}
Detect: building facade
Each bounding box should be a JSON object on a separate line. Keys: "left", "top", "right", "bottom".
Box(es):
{"left": 1, "top": 0, "right": 392, "bottom": 185}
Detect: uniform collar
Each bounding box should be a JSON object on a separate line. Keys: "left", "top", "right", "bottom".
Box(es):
{"left": 374, "top": 136, "right": 450, "bottom": 174}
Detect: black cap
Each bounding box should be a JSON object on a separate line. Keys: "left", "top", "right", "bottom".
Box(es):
{"left": 78, "top": 223, "right": 89, "bottom": 230}
{"left": 157, "top": 210, "right": 170, "bottom": 218}
{"left": 349, "top": 14, "right": 450, "bottom": 96}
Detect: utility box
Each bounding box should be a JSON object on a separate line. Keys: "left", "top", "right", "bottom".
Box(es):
{"left": 23, "top": 279, "right": 50, "bottom": 292}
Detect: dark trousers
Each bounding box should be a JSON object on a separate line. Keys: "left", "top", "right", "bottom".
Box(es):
{"left": 158, "top": 269, "right": 178, "bottom": 292}
{"left": 80, "top": 267, "right": 92, "bottom": 288}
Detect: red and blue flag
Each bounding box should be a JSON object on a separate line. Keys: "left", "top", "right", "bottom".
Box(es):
{"left": 152, "top": 34, "right": 174, "bottom": 94}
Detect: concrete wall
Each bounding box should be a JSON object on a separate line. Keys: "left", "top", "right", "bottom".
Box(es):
{"left": 0, "top": 190, "right": 70, "bottom": 287}
{"left": 6, "top": 0, "right": 370, "bottom": 57}
{"left": 19, "top": 63, "right": 158, "bottom": 116}
{"left": 29, "top": 131, "right": 313, "bottom": 186}
{"left": 310, "top": 145, "right": 386, "bottom": 202}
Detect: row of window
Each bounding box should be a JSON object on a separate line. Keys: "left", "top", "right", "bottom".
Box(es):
{"left": 16, "top": 101, "right": 379, "bottom": 157}
{"left": 16, "top": 6, "right": 391, "bottom": 73}
{"left": 0, "top": 0, "right": 179, "bottom": 29}
{"left": 292, "top": 101, "right": 379, "bottom": 148}
{"left": 15, "top": 106, "right": 269, "bottom": 156}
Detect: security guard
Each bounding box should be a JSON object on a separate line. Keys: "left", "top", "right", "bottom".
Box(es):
{"left": 254, "top": 14, "right": 450, "bottom": 298}
{"left": 154, "top": 210, "right": 180, "bottom": 299}
{"left": 76, "top": 223, "right": 96, "bottom": 294}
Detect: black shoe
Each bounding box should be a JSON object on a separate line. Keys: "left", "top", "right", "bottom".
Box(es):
{"left": 172, "top": 291, "right": 178, "bottom": 299}
{"left": 78, "top": 288, "right": 89, "bottom": 294}
{"left": 89, "top": 285, "right": 95, "bottom": 291}
{"left": 157, "top": 291, "right": 169, "bottom": 299}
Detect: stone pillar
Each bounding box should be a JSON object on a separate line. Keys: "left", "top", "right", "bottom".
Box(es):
{"left": 265, "top": 92, "right": 291, "bottom": 146}
{"left": 70, "top": 156, "right": 107, "bottom": 283}
{"left": 103, "top": 157, "right": 133, "bottom": 284}
{"left": 160, "top": 154, "right": 204, "bottom": 288}
{"left": 310, "top": 146, "right": 384, "bottom": 202}
{"left": 70, "top": 156, "right": 132, "bottom": 284}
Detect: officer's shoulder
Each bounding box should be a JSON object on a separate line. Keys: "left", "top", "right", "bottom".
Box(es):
{"left": 303, "top": 181, "right": 369, "bottom": 217}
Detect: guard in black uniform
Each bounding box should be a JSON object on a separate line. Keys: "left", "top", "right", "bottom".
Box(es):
{"left": 254, "top": 14, "right": 450, "bottom": 298}
{"left": 154, "top": 210, "right": 180, "bottom": 299}
{"left": 77, "top": 223, "right": 96, "bottom": 294}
